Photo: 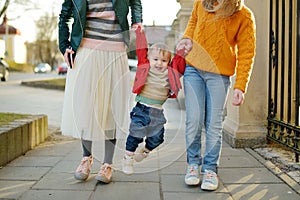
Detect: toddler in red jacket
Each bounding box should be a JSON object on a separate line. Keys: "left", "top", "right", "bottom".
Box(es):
{"left": 122, "top": 27, "right": 186, "bottom": 174}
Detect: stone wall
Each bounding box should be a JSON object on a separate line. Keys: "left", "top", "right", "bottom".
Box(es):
{"left": 0, "top": 115, "right": 48, "bottom": 167}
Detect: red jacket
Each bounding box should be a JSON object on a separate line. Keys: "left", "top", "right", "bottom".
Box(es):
{"left": 132, "top": 28, "right": 186, "bottom": 98}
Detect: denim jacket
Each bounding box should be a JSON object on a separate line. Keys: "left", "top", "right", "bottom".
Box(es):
{"left": 58, "top": 0, "right": 143, "bottom": 54}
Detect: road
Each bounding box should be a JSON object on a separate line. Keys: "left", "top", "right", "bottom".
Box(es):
{"left": 0, "top": 72, "right": 65, "bottom": 129}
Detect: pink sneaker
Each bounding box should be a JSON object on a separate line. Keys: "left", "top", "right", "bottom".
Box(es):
{"left": 95, "top": 163, "right": 113, "bottom": 183}
{"left": 74, "top": 156, "right": 93, "bottom": 181}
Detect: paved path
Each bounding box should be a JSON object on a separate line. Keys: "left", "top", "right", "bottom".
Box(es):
{"left": 0, "top": 99, "right": 300, "bottom": 200}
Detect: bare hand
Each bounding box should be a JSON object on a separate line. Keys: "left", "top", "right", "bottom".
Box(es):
{"left": 232, "top": 89, "right": 244, "bottom": 106}
{"left": 176, "top": 38, "right": 192, "bottom": 57}
{"left": 132, "top": 23, "right": 144, "bottom": 32}
{"left": 64, "top": 47, "right": 75, "bottom": 68}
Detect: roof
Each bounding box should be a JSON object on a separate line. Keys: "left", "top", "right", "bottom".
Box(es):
{"left": 0, "top": 15, "right": 21, "bottom": 35}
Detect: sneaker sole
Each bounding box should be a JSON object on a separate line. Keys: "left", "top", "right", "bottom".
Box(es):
{"left": 123, "top": 171, "right": 133, "bottom": 175}
{"left": 74, "top": 173, "right": 88, "bottom": 181}
{"left": 95, "top": 175, "right": 111, "bottom": 184}
{"left": 201, "top": 183, "right": 218, "bottom": 191}
{"left": 185, "top": 178, "right": 200, "bottom": 186}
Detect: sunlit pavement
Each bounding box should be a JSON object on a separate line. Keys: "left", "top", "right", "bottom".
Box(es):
{"left": 0, "top": 73, "right": 299, "bottom": 199}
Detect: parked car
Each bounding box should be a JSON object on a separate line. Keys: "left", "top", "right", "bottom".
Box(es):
{"left": 57, "top": 62, "right": 68, "bottom": 75}
{"left": 34, "top": 63, "right": 52, "bottom": 73}
{"left": 0, "top": 58, "right": 9, "bottom": 82}
{"left": 128, "top": 58, "right": 138, "bottom": 71}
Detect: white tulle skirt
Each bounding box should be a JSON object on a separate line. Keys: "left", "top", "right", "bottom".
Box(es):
{"left": 60, "top": 47, "right": 131, "bottom": 140}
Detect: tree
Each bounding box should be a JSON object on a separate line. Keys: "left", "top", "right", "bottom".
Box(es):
{"left": 0, "top": 0, "right": 9, "bottom": 19}
{"left": 32, "top": 12, "right": 59, "bottom": 68}
{"left": 0, "top": 0, "right": 38, "bottom": 21}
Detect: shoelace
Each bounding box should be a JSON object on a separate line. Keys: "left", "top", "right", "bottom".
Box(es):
{"left": 99, "top": 164, "right": 112, "bottom": 176}
{"left": 187, "top": 166, "right": 198, "bottom": 176}
{"left": 77, "top": 157, "right": 91, "bottom": 173}
{"left": 203, "top": 171, "right": 217, "bottom": 182}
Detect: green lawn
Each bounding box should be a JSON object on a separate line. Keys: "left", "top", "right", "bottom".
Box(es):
{"left": 33, "top": 78, "right": 66, "bottom": 87}
{"left": 0, "top": 112, "right": 31, "bottom": 127}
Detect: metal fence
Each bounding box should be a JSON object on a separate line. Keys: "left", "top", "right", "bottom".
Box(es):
{"left": 268, "top": 0, "right": 300, "bottom": 162}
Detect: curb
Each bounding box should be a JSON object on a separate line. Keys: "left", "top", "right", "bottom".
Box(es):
{"left": 0, "top": 114, "right": 48, "bottom": 167}
{"left": 21, "top": 80, "right": 65, "bottom": 91}
{"left": 245, "top": 148, "right": 300, "bottom": 195}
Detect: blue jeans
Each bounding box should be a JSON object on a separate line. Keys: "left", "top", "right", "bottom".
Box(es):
{"left": 184, "top": 65, "right": 230, "bottom": 173}
{"left": 126, "top": 102, "right": 166, "bottom": 152}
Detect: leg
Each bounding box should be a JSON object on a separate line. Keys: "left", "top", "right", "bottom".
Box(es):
{"left": 183, "top": 65, "right": 206, "bottom": 186}
{"left": 122, "top": 104, "right": 148, "bottom": 174}
{"left": 134, "top": 107, "right": 166, "bottom": 162}
{"left": 82, "top": 139, "right": 92, "bottom": 157}
{"left": 145, "top": 128, "right": 164, "bottom": 151}
{"left": 184, "top": 65, "right": 206, "bottom": 165}
{"left": 123, "top": 135, "right": 144, "bottom": 175}
{"left": 74, "top": 139, "right": 93, "bottom": 181}
{"left": 126, "top": 135, "right": 144, "bottom": 153}
{"left": 202, "top": 73, "right": 230, "bottom": 173}
{"left": 201, "top": 72, "right": 230, "bottom": 191}
{"left": 96, "top": 132, "right": 117, "bottom": 183}
{"left": 103, "top": 139, "right": 116, "bottom": 165}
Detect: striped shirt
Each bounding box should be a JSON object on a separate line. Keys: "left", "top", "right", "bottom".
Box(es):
{"left": 81, "top": 0, "right": 125, "bottom": 51}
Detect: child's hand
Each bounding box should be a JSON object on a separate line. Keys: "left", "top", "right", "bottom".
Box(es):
{"left": 232, "top": 89, "right": 244, "bottom": 106}
{"left": 132, "top": 23, "right": 144, "bottom": 32}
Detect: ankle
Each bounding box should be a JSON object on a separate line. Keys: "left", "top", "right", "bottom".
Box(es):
{"left": 144, "top": 147, "right": 150, "bottom": 153}
{"left": 125, "top": 151, "right": 134, "bottom": 156}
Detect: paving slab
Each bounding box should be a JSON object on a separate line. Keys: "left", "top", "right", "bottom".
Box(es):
{"left": 112, "top": 170, "right": 160, "bottom": 182}
{"left": 219, "top": 168, "right": 283, "bottom": 184}
{"left": 0, "top": 166, "right": 50, "bottom": 181}
{"left": 25, "top": 141, "right": 77, "bottom": 157}
{"left": 7, "top": 155, "right": 63, "bottom": 167}
{"left": 220, "top": 154, "right": 264, "bottom": 168}
{"left": 159, "top": 161, "right": 186, "bottom": 175}
{"left": 221, "top": 147, "right": 252, "bottom": 156}
{"left": 50, "top": 159, "right": 102, "bottom": 174}
{"left": 91, "top": 182, "right": 160, "bottom": 200}
{"left": 160, "top": 174, "right": 227, "bottom": 193}
{"left": 0, "top": 181, "right": 35, "bottom": 199}
{"left": 163, "top": 192, "right": 234, "bottom": 200}
{"left": 226, "top": 183, "right": 300, "bottom": 200}
{"left": 19, "top": 190, "right": 92, "bottom": 200}
{"left": 32, "top": 172, "right": 96, "bottom": 190}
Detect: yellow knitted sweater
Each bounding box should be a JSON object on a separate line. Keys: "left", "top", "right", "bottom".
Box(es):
{"left": 184, "top": 1, "right": 256, "bottom": 93}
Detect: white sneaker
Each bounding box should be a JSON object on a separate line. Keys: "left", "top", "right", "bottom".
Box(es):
{"left": 134, "top": 147, "right": 149, "bottom": 162}
{"left": 201, "top": 170, "right": 219, "bottom": 191}
{"left": 122, "top": 154, "right": 134, "bottom": 175}
{"left": 184, "top": 164, "right": 200, "bottom": 185}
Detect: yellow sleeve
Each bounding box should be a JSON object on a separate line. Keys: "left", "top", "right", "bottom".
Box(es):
{"left": 234, "top": 8, "right": 256, "bottom": 93}
{"left": 183, "top": 0, "right": 201, "bottom": 39}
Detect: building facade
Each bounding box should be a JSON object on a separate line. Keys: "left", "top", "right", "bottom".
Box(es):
{"left": 0, "top": 15, "right": 26, "bottom": 64}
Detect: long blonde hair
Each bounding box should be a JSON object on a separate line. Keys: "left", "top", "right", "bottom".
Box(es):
{"left": 202, "top": 0, "right": 244, "bottom": 18}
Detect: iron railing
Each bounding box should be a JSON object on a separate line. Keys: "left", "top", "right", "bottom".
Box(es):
{"left": 268, "top": 0, "right": 300, "bottom": 162}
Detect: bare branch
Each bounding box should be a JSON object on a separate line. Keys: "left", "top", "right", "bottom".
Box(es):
{"left": 0, "top": 0, "right": 10, "bottom": 18}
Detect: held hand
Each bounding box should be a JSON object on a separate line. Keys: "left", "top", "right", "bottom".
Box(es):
{"left": 232, "top": 89, "right": 244, "bottom": 106}
{"left": 176, "top": 38, "right": 192, "bottom": 57}
{"left": 64, "top": 47, "right": 75, "bottom": 68}
{"left": 131, "top": 23, "right": 144, "bottom": 32}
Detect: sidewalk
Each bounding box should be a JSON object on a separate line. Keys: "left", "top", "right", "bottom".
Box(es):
{"left": 0, "top": 99, "right": 300, "bottom": 200}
